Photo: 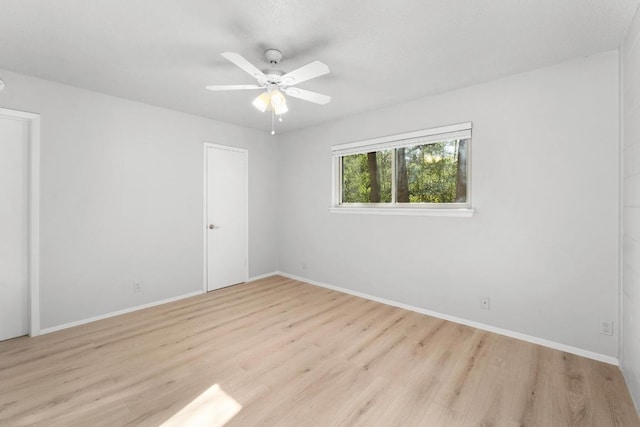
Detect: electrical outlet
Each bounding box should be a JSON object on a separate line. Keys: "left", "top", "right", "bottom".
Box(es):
{"left": 600, "top": 320, "right": 613, "bottom": 336}
{"left": 480, "top": 297, "right": 490, "bottom": 310}
{"left": 133, "top": 282, "right": 142, "bottom": 293}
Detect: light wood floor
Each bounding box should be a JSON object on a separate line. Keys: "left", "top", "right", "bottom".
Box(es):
{"left": 1, "top": 276, "right": 638, "bottom": 426}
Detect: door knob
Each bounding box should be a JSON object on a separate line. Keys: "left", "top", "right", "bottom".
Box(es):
{"left": 209, "top": 224, "right": 216, "bottom": 230}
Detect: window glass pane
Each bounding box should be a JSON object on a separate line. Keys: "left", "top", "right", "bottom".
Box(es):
{"left": 342, "top": 150, "right": 392, "bottom": 203}
{"left": 396, "top": 138, "right": 468, "bottom": 203}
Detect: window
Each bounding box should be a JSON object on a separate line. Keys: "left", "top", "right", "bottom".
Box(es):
{"left": 331, "top": 122, "right": 473, "bottom": 216}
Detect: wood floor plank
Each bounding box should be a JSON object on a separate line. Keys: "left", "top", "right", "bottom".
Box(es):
{"left": 0, "top": 275, "right": 637, "bottom": 426}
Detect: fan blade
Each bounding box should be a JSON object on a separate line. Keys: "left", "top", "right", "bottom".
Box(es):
{"left": 281, "top": 61, "right": 330, "bottom": 86}
{"left": 206, "top": 84, "right": 263, "bottom": 91}
{"left": 221, "top": 52, "right": 267, "bottom": 83}
{"left": 284, "top": 87, "right": 331, "bottom": 105}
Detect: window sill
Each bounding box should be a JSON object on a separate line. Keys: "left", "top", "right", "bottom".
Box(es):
{"left": 328, "top": 206, "right": 476, "bottom": 217}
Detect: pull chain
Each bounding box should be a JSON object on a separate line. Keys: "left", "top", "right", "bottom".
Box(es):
{"left": 271, "top": 110, "right": 275, "bottom": 135}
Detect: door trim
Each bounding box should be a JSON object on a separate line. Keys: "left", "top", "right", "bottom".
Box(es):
{"left": 202, "top": 142, "right": 249, "bottom": 292}
{"left": 0, "top": 107, "right": 40, "bottom": 336}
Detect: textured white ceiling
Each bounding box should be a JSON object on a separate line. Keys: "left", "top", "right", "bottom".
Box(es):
{"left": 0, "top": 0, "right": 638, "bottom": 133}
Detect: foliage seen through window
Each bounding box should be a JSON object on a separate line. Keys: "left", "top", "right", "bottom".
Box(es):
{"left": 340, "top": 139, "right": 468, "bottom": 205}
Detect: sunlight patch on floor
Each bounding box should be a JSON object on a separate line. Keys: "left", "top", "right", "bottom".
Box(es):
{"left": 161, "top": 384, "right": 242, "bottom": 427}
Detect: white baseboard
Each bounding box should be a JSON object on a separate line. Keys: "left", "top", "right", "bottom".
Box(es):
{"left": 275, "top": 271, "right": 619, "bottom": 366}
{"left": 36, "top": 272, "right": 620, "bottom": 366}
{"left": 620, "top": 363, "right": 640, "bottom": 413}
{"left": 40, "top": 272, "right": 276, "bottom": 335}
{"left": 39, "top": 290, "right": 205, "bottom": 335}
{"left": 247, "top": 271, "right": 279, "bottom": 282}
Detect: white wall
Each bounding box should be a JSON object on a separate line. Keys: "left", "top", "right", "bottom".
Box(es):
{"left": 622, "top": 4, "right": 640, "bottom": 408}
{"left": 277, "top": 52, "right": 620, "bottom": 358}
{"left": 0, "top": 69, "right": 278, "bottom": 330}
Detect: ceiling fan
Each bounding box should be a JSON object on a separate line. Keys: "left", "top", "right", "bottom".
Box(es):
{"left": 206, "top": 49, "right": 331, "bottom": 121}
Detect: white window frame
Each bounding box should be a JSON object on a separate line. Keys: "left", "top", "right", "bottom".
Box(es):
{"left": 330, "top": 122, "right": 475, "bottom": 217}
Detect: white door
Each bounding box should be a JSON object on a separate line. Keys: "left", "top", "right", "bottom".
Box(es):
{"left": 0, "top": 115, "right": 29, "bottom": 341}
{"left": 205, "top": 144, "right": 248, "bottom": 291}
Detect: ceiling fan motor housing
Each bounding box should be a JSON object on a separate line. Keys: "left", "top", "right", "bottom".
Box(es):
{"left": 263, "top": 69, "right": 284, "bottom": 85}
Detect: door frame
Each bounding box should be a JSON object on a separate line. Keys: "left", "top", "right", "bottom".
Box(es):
{"left": 202, "top": 142, "right": 249, "bottom": 292}
{"left": 0, "top": 107, "right": 41, "bottom": 336}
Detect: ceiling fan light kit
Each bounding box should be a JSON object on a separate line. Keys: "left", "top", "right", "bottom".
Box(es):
{"left": 251, "top": 91, "right": 271, "bottom": 112}
{"left": 251, "top": 86, "right": 288, "bottom": 115}
{"left": 206, "top": 49, "right": 331, "bottom": 134}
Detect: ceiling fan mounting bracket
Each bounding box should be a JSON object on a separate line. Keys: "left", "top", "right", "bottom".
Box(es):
{"left": 264, "top": 49, "right": 282, "bottom": 65}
